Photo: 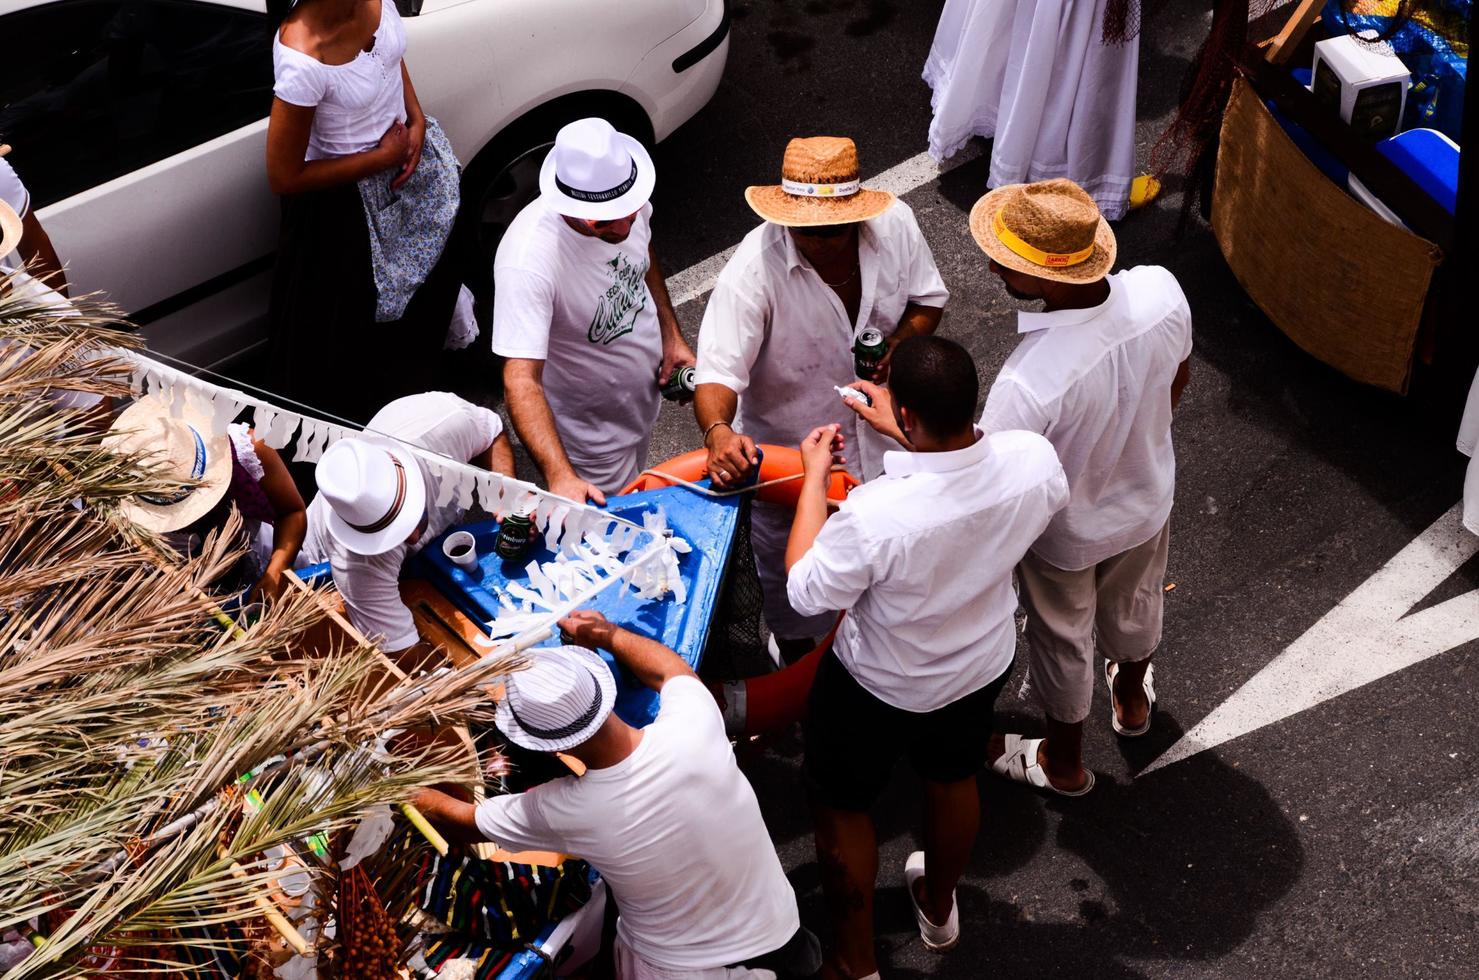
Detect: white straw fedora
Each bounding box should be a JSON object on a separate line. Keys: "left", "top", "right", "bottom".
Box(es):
{"left": 316, "top": 436, "right": 427, "bottom": 556}
{"left": 495, "top": 646, "right": 617, "bottom": 753}
{"left": 539, "top": 118, "right": 656, "bottom": 222}
{"left": 104, "top": 395, "right": 234, "bottom": 534}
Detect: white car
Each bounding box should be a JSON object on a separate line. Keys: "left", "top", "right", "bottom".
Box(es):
{"left": 0, "top": 0, "right": 729, "bottom": 368}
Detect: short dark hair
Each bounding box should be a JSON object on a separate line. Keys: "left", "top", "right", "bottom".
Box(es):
{"left": 888, "top": 336, "right": 978, "bottom": 437}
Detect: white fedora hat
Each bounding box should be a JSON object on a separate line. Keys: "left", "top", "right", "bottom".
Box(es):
{"left": 104, "top": 395, "right": 234, "bottom": 534}
{"left": 495, "top": 646, "right": 617, "bottom": 753}
{"left": 539, "top": 117, "right": 656, "bottom": 222}
{"left": 316, "top": 436, "right": 427, "bottom": 556}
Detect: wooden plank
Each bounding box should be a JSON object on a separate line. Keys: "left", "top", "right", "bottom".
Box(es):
{"left": 1264, "top": 0, "right": 1324, "bottom": 65}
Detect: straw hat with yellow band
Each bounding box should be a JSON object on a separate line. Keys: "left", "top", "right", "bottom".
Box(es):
{"left": 969, "top": 179, "right": 1116, "bottom": 284}
{"left": 104, "top": 395, "right": 234, "bottom": 534}
{"left": 745, "top": 136, "right": 895, "bottom": 227}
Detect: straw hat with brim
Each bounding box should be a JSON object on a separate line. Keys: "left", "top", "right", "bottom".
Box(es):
{"left": 745, "top": 136, "right": 895, "bottom": 227}
{"left": 104, "top": 396, "right": 234, "bottom": 534}
{"left": 317, "top": 436, "right": 427, "bottom": 556}
{"left": 0, "top": 200, "right": 22, "bottom": 259}
{"left": 970, "top": 179, "right": 1116, "bottom": 284}
{"left": 539, "top": 117, "right": 656, "bottom": 222}
{"left": 495, "top": 646, "right": 617, "bottom": 753}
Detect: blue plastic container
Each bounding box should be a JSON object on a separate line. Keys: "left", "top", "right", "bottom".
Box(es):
{"left": 1374, "top": 127, "right": 1460, "bottom": 215}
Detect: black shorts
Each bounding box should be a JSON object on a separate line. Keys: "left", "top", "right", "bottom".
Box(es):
{"left": 803, "top": 651, "right": 1010, "bottom": 812}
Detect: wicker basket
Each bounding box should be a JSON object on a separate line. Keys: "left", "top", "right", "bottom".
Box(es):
{"left": 1211, "top": 76, "right": 1442, "bottom": 394}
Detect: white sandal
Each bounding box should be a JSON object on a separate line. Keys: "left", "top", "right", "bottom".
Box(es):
{"left": 1104, "top": 661, "right": 1156, "bottom": 737}
{"left": 989, "top": 734, "right": 1094, "bottom": 797}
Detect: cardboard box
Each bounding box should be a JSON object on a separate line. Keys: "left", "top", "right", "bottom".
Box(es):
{"left": 1312, "top": 34, "right": 1409, "bottom": 139}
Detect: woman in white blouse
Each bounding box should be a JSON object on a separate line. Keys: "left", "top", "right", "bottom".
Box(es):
{"left": 265, "top": 0, "right": 469, "bottom": 424}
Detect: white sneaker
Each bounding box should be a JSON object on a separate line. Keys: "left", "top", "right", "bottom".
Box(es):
{"left": 903, "top": 851, "right": 959, "bottom": 952}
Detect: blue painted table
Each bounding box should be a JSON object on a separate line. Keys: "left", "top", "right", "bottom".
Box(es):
{"left": 414, "top": 485, "right": 741, "bottom": 727}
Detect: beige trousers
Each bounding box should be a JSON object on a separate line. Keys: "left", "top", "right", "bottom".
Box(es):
{"left": 1018, "top": 522, "right": 1171, "bottom": 725}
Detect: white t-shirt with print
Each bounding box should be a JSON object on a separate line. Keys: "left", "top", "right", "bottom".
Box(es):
{"left": 475, "top": 675, "right": 799, "bottom": 972}
{"left": 491, "top": 198, "right": 663, "bottom": 493}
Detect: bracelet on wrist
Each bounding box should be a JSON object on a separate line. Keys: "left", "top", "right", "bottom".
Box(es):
{"left": 702, "top": 420, "right": 732, "bottom": 446}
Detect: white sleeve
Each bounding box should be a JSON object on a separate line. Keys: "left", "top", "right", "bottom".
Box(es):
{"left": 442, "top": 396, "right": 505, "bottom": 463}
{"left": 474, "top": 787, "right": 563, "bottom": 852}
{"left": 272, "top": 47, "right": 328, "bottom": 107}
{"left": 786, "top": 507, "right": 875, "bottom": 617}
{"left": 693, "top": 271, "right": 767, "bottom": 395}
{"left": 897, "top": 204, "right": 950, "bottom": 309}
{"left": 332, "top": 547, "right": 418, "bottom": 652}
{"left": 491, "top": 268, "right": 557, "bottom": 360}
{"left": 979, "top": 376, "right": 1050, "bottom": 436}
{"left": 653, "top": 674, "right": 724, "bottom": 739}
{"left": 0, "top": 158, "right": 30, "bottom": 218}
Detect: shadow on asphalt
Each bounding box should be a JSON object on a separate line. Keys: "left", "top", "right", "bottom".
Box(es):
{"left": 741, "top": 710, "right": 1304, "bottom": 978}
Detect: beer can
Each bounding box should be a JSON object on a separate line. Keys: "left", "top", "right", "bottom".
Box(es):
{"left": 495, "top": 497, "right": 538, "bottom": 561}
{"left": 660, "top": 365, "right": 697, "bottom": 402}
{"left": 853, "top": 327, "right": 887, "bottom": 377}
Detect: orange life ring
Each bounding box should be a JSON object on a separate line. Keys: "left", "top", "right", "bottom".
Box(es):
{"left": 620, "top": 444, "right": 857, "bottom": 508}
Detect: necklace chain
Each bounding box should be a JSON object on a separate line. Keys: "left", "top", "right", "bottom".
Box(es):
{"left": 820, "top": 265, "right": 859, "bottom": 288}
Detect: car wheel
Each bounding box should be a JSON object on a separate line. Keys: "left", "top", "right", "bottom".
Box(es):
{"left": 473, "top": 140, "right": 551, "bottom": 261}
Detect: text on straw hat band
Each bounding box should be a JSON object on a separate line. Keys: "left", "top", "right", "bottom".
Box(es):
{"left": 781, "top": 177, "right": 861, "bottom": 198}
{"left": 992, "top": 208, "right": 1096, "bottom": 269}
{"left": 347, "top": 454, "right": 407, "bottom": 535}
{"left": 508, "top": 684, "right": 604, "bottom": 740}
{"left": 137, "top": 425, "right": 208, "bottom": 506}
{"left": 556, "top": 160, "right": 639, "bottom": 203}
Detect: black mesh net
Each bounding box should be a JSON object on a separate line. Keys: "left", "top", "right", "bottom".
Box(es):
{"left": 698, "top": 497, "right": 769, "bottom": 683}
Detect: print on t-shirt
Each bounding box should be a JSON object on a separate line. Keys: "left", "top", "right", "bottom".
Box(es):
{"left": 588, "top": 254, "right": 649, "bottom": 346}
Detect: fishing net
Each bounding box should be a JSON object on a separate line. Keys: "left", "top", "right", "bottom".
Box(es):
{"left": 697, "top": 497, "right": 768, "bottom": 682}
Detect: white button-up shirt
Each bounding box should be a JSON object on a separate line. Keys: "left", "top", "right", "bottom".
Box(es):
{"left": 302, "top": 392, "right": 503, "bottom": 651}
{"left": 695, "top": 200, "right": 949, "bottom": 479}
{"left": 787, "top": 429, "right": 1068, "bottom": 711}
{"left": 980, "top": 266, "right": 1193, "bottom": 571}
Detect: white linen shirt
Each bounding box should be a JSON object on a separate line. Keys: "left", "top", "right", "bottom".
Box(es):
{"left": 787, "top": 429, "right": 1068, "bottom": 711}
{"left": 695, "top": 200, "right": 948, "bottom": 480}
{"left": 979, "top": 265, "right": 1193, "bottom": 571}
{"left": 301, "top": 392, "right": 503, "bottom": 650}
{"left": 475, "top": 676, "right": 799, "bottom": 971}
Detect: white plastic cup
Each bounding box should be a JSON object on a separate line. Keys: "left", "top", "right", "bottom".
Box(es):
{"left": 443, "top": 531, "right": 478, "bottom": 568}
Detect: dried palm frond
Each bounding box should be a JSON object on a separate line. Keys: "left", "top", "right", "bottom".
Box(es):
{"left": 0, "top": 272, "right": 524, "bottom": 977}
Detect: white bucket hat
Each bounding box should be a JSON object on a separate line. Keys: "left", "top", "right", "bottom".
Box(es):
{"left": 104, "top": 395, "right": 234, "bottom": 534}
{"left": 539, "top": 118, "right": 656, "bottom": 222}
{"left": 495, "top": 646, "right": 617, "bottom": 753}
{"left": 316, "top": 436, "right": 427, "bottom": 556}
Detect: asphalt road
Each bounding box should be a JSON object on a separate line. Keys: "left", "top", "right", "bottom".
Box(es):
{"left": 622, "top": 2, "right": 1479, "bottom": 978}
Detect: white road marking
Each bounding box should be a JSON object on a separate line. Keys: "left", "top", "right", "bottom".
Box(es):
{"left": 664, "top": 144, "right": 985, "bottom": 308}
{"left": 1143, "top": 503, "right": 1479, "bottom": 774}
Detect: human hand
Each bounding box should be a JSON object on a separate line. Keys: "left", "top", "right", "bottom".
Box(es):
{"left": 377, "top": 120, "right": 411, "bottom": 172}
{"left": 842, "top": 380, "right": 908, "bottom": 447}
{"left": 866, "top": 336, "right": 903, "bottom": 384}
{"left": 656, "top": 337, "right": 697, "bottom": 389}
{"left": 391, "top": 116, "right": 425, "bottom": 191}
{"left": 799, "top": 423, "right": 845, "bottom": 478}
{"left": 558, "top": 609, "right": 616, "bottom": 650}
{"left": 549, "top": 473, "right": 606, "bottom": 506}
{"left": 705, "top": 427, "right": 758, "bottom": 488}
{"left": 248, "top": 568, "right": 285, "bottom": 606}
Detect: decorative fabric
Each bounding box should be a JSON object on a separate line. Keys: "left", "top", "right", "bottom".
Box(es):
{"left": 357, "top": 117, "right": 461, "bottom": 323}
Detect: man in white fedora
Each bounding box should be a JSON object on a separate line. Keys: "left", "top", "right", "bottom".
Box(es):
{"left": 413, "top": 610, "right": 820, "bottom": 979}
{"left": 968, "top": 179, "right": 1192, "bottom": 796}
{"left": 693, "top": 136, "right": 948, "bottom": 661}
{"left": 493, "top": 117, "right": 693, "bottom": 506}
{"left": 301, "top": 391, "right": 514, "bottom": 653}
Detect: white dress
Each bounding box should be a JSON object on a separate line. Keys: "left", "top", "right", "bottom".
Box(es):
{"left": 1459, "top": 367, "right": 1479, "bottom": 535}
{"left": 923, "top": 0, "right": 1140, "bottom": 220}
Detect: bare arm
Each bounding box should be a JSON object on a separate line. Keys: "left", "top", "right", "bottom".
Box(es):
{"left": 502, "top": 357, "right": 605, "bottom": 504}
{"left": 786, "top": 425, "right": 844, "bottom": 572}
{"left": 558, "top": 610, "right": 696, "bottom": 691}
{"left": 472, "top": 431, "right": 516, "bottom": 479}
{"left": 408, "top": 788, "right": 486, "bottom": 845}
{"left": 694, "top": 382, "right": 758, "bottom": 488}
{"left": 265, "top": 98, "right": 405, "bottom": 196}
{"left": 870, "top": 303, "right": 943, "bottom": 381}
{"left": 1171, "top": 358, "right": 1191, "bottom": 411}
{"left": 646, "top": 245, "right": 694, "bottom": 383}
{"left": 17, "top": 210, "right": 67, "bottom": 297}
{"left": 391, "top": 62, "right": 426, "bottom": 191}
{"left": 251, "top": 438, "right": 307, "bottom": 602}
